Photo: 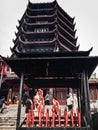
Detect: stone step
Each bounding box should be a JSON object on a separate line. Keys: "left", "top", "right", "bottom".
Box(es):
{"left": 0, "top": 126, "right": 16, "bottom": 130}
{"left": 0, "top": 117, "right": 24, "bottom": 127}
{"left": 0, "top": 122, "right": 16, "bottom": 126}
{"left": 0, "top": 105, "right": 67, "bottom": 128}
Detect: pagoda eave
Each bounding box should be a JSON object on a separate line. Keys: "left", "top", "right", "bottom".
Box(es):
{"left": 57, "top": 10, "right": 74, "bottom": 30}
{"left": 57, "top": 17, "right": 75, "bottom": 34}
{"left": 11, "top": 47, "right": 93, "bottom": 58}
{"left": 57, "top": 4, "right": 74, "bottom": 23}
{"left": 26, "top": 12, "right": 56, "bottom": 19}
{"left": 21, "top": 27, "right": 56, "bottom": 35}
{"left": 27, "top": 4, "right": 56, "bottom": 12}
{"left": 18, "top": 36, "right": 55, "bottom": 44}
{"left": 28, "top": 0, "right": 56, "bottom": 9}
{"left": 24, "top": 19, "right": 56, "bottom": 26}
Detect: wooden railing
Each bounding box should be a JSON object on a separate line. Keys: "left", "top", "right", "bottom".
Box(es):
{"left": 26, "top": 105, "right": 81, "bottom": 127}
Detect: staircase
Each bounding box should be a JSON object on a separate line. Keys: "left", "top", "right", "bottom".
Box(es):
{"left": 0, "top": 105, "right": 91, "bottom": 130}
{"left": 0, "top": 105, "right": 25, "bottom": 130}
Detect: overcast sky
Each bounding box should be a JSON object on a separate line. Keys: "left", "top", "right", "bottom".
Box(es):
{"left": 0, "top": 0, "right": 98, "bottom": 76}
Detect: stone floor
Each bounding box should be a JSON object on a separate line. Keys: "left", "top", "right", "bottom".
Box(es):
{"left": 0, "top": 104, "right": 25, "bottom": 130}
{"left": 0, "top": 104, "right": 25, "bottom": 117}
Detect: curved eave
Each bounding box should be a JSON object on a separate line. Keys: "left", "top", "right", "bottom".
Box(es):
{"left": 57, "top": 39, "right": 72, "bottom": 52}
{"left": 12, "top": 36, "right": 19, "bottom": 44}
{"left": 12, "top": 44, "right": 56, "bottom": 58}
{"left": 14, "top": 43, "right": 55, "bottom": 53}
{"left": 18, "top": 36, "right": 56, "bottom": 45}
{"left": 28, "top": 0, "right": 56, "bottom": 9}
{"left": 27, "top": 8, "right": 55, "bottom": 17}
{"left": 57, "top": 4, "right": 74, "bottom": 24}
{"left": 15, "top": 25, "right": 23, "bottom": 37}
{"left": 58, "top": 31, "right": 78, "bottom": 50}
{"left": 26, "top": 11, "right": 56, "bottom": 19}
{"left": 14, "top": 26, "right": 56, "bottom": 44}
{"left": 10, "top": 41, "right": 20, "bottom": 53}
{"left": 23, "top": 18, "right": 56, "bottom": 26}
{"left": 9, "top": 47, "right": 94, "bottom": 58}
{"left": 16, "top": 19, "right": 56, "bottom": 37}
{"left": 57, "top": 10, "right": 75, "bottom": 30}
{"left": 57, "top": 22, "right": 77, "bottom": 43}
{"left": 16, "top": 19, "right": 25, "bottom": 30}
{"left": 21, "top": 21, "right": 56, "bottom": 33}
{"left": 18, "top": 10, "right": 27, "bottom": 26}
{"left": 27, "top": 3, "right": 57, "bottom": 12}
{"left": 1, "top": 54, "right": 98, "bottom": 81}
{"left": 57, "top": 16, "right": 75, "bottom": 36}
{"left": 11, "top": 38, "right": 57, "bottom": 56}
{"left": 21, "top": 27, "right": 56, "bottom": 35}
{"left": 25, "top": 15, "right": 55, "bottom": 24}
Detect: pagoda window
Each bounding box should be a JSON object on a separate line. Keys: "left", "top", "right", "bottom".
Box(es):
{"left": 27, "top": 48, "right": 30, "bottom": 52}
{"left": 36, "top": 21, "right": 48, "bottom": 24}
{"left": 25, "top": 47, "right": 54, "bottom": 53}
{"left": 34, "top": 28, "right": 49, "bottom": 32}
{"left": 33, "top": 38, "right": 50, "bottom": 42}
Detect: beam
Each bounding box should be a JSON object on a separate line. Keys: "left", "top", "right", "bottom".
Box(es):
{"left": 26, "top": 77, "right": 81, "bottom": 88}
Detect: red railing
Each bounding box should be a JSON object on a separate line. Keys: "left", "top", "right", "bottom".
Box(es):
{"left": 26, "top": 105, "right": 81, "bottom": 127}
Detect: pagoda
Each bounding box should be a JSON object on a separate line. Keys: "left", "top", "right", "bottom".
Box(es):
{"left": 1, "top": 0, "right": 98, "bottom": 130}
{"left": 11, "top": 0, "right": 78, "bottom": 56}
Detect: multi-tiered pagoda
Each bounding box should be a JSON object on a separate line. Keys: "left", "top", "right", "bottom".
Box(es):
{"left": 11, "top": 0, "right": 78, "bottom": 56}
{"left": 1, "top": 0, "right": 98, "bottom": 130}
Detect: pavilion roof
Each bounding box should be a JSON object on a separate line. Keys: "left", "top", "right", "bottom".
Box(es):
{"left": 1, "top": 50, "right": 98, "bottom": 88}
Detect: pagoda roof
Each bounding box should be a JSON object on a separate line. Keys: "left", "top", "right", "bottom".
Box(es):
{"left": 19, "top": 12, "right": 74, "bottom": 33}
{"left": 10, "top": 0, "right": 79, "bottom": 56}
{"left": 1, "top": 51, "right": 98, "bottom": 88}
{"left": 24, "top": 9, "right": 75, "bottom": 30}
{"left": 28, "top": 0, "right": 57, "bottom": 9}
{"left": 57, "top": 17, "right": 76, "bottom": 36}
{"left": 27, "top": 0, "right": 74, "bottom": 23}
{"left": 23, "top": 19, "right": 56, "bottom": 26}
{"left": 16, "top": 19, "right": 76, "bottom": 41}
{"left": 27, "top": 4, "right": 56, "bottom": 12}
